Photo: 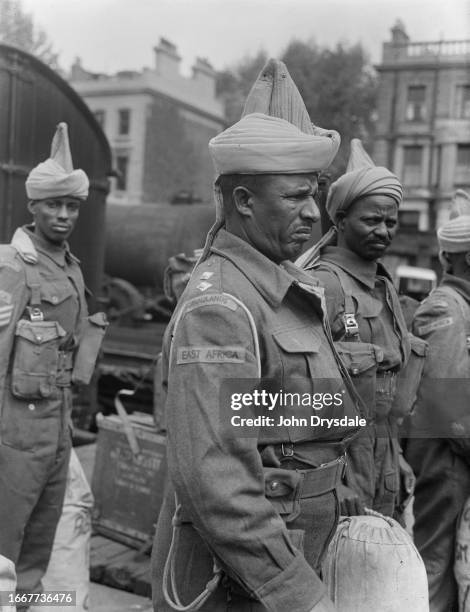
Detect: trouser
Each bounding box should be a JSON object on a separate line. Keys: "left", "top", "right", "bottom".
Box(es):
{"left": 0, "top": 389, "right": 72, "bottom": 597}
{"left": 152, "top": 457, "right": 343, "bottom": 612}
{"left": 345, "top": 418, "right": 399, "bottom": 517}
{"left": 405, "top": 437, "right": 470, "bottom": 612}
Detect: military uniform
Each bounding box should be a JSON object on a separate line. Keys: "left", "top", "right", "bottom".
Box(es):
{"left": 0, "top": 226, "right": 105, "bottom": 595}
{"left": 152, "top": 230, "right": 363, "bottom": 612}
{"left": 404, "top": 274, "right": 470, "bottom": 612}
{"left": 312, "top": 246, "right": 410, "bottom": 515}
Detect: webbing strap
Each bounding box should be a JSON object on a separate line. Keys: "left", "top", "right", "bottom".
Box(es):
{"left": 319, "top": 261, "right": 360, "bottom": 340}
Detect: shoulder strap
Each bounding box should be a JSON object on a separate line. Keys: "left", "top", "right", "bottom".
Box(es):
{"left": 317, "top": 261, "right": 360, "bottom": 340}
{"left": 23, "top": 262, "right": 44, "bottom": 321}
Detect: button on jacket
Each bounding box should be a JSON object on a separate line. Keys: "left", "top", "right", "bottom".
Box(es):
{"left": 0, "top": 225, "right": 87, "bottom": 594}
{"left": 405, "top": 274, "right": 470, "bottom": 612}
{"left": 152, "top": 230, "right": 362, "bottom": 612}
{"left": 312, "top": 246, "right": 410, "bottom": 515}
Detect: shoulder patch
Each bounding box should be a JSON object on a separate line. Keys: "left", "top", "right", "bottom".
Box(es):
{"left": 416, "top": 317, "right": 454, "bottom": 336}
{"left": 177, "top": 345, "right": 246, "bottom": 365}
{"left": 184, "top": 293, "right": 238, "bottom": 313}
{"left": 0, "top": 303, "right": 14, "bottom": 328}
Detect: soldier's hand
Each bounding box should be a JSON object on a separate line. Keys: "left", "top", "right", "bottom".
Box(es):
{"left": 337, "top": 483, "right": 365, "bottom": 516}
{"left": 399, "top": 454, "right": 416, "bottom": 496}
{"left": 309, "top": 593, "right": 337, "bottom": 611}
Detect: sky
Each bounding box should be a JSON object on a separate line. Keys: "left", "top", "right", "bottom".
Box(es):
{"left": 21, "top": 0, "right": 470, "bottom": 75}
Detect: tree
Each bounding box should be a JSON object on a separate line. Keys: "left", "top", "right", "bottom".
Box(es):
{"left": 216, "top": 50, "right": 268, "bottom": 125}
{"left": 283, "top": 40, "right": 377, "bottom": 177}
{"left": 0, "top": 0, "right": 61, "bottom": 71}
{"left": 216, "top": 39, "right": 377, "bottom": 177}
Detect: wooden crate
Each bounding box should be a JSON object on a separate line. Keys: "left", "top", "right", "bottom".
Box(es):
{"left": 92, "top": 413, "right": 166, "bottom": 548}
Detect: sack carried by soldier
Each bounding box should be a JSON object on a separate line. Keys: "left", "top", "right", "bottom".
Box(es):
{"left": 390, "top": 333, "right": 428, "bottom": 420}
{"left": 72, "top": 312, "right": 108, "bottom": 385}
{"left": 322, "top": 512, "right": 429, "bottom": 611}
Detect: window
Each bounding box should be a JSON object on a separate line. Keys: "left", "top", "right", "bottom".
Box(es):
{"left": 118, "top": 109, "right": 130, "bottom": 135}
{"left": 406, "top": 86, "right": 426, "bottom": 122}
{"left": 398, "top": 210, "right": 420, "bottom": 231}
{"left": 456, "top": 144, "right": 470, "bottom": 184}
{"left": 116, "top": 155, "right": 129, "bottom": 190}
{"left": 402, "top": 145, "right": 423, "bottom": 186}
{"left": 93, "top": 110, "right": 105, "bottom": 128}
{"left": 455, "top": 85, "right": 470, "bottom": 119}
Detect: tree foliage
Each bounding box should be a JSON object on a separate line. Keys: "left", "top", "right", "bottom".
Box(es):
{"left": 216, "top": 50, "right": 268, "bottom": 126}
{"left": 0, "top": 0, "right": 61, "bottom": 71}
{"left": 216, "top": 39, "right": 378, "bottom": 178}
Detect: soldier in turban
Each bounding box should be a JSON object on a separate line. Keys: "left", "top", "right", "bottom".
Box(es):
{"left": 151, "top": 98, "right": 369, "bottom": 609}
{"left": 299, "top": 140, "right": 413, "bottom": 518}
{"left": 0, "top": 123, "right": 106, "bottom": 605}
{"left": 404, "top": 200, "right": 470, "bottom": 612}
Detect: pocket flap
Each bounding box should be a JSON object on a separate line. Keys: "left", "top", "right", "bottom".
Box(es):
{"left": 272, "top": 327, "right": 321, "bottom": 353}
{"left": 16, "top": 319, "right": 66, "bottom": 344}
{"left": 335, "top": 341, "right": 384, "bottom": 375}
{"left": 88, "top": 312, "right": 109, "bottom": 328}
{"left": 41, "top": 282, "right": 74, "bottom": 305}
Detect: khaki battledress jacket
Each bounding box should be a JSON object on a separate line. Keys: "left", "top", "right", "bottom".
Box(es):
{"left": 152, "top": 230, "right": 363, "bottom": 612}
{"left": 312, "top": 246, "right": 410, "bottom": 516}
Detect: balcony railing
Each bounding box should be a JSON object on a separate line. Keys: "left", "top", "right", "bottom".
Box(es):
{"left": 384, "top": 39, "right": 470, "bottom": 63}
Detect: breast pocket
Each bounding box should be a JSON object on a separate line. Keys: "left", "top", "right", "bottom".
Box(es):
{"left": 41, "top": 281, "right": 75, "bottom": 307}
{"left": 335, "top": 341, "right": 383, "bottom": 419}
{"left": 11, "top": 319, "right": 67, "bottom": 400}
{"left": 272, "top": 325, "right": 323, "bottom": 380}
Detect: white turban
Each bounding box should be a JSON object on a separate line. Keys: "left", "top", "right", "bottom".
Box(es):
{"left": 209, "top": 113, "right": 340, "bottom": 176}
{"left": 438, "top": 215, "right": 470, "bottom": 253}
{"left": 25, "top": 123, "right": 89, "bottom": 200}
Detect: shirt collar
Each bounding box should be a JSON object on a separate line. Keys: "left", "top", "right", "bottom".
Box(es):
{"left": 441, "top": 273, "right": 470, "bottom": 304}
{"left": 22, "top": 225, "right": 77, "bottom": 267}
{"left": 210, "top": 229, "right": 322, "bottom": 308}
{"left": 320, "top": 246, "right": 390, "bottom": 289}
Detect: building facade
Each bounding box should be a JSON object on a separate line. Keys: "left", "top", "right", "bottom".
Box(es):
{"left": 374, "top": 21, "right": 470, "bottom": 268}
{"left": 70, "top": 39, "right": 225, "bottom": 205}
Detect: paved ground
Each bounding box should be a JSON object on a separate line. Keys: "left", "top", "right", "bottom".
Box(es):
{"left": 90, "top": 583, "right": 152, "bottom": 612}
{"left": 76, "top": 446, "right": 153, "bottom": 612}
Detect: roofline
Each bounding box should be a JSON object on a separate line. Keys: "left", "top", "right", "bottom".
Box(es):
{"left": 0, "top": 43, "right": 112, "bottom": 158}
{"left": 74, "top": 84, "right": 226, "bottom": 125}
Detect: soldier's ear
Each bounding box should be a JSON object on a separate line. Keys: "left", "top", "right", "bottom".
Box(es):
{"left": 27, "top": 201, "right": 37, "bottom": 216}
{"left": 232, "top": 186, "right": 254, "bottom": 218}
{"left": 336, "top": 212, "right": 346, "bottom": 232}
{"left": 465, "top": 251, "right": 470, "bottom": 268}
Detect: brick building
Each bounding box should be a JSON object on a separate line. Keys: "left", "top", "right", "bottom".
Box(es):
{"left": 374, "top": 21, "right": 470, "bottom": 268}
{"left": 70, "top": 38, "right": 225, "bottom": 205}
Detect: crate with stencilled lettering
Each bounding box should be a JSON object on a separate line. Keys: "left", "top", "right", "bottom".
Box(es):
{"left": 91, "top": 412, "right": 166, "bottom": 548}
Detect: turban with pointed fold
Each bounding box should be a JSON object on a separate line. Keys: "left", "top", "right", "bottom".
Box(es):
{"left": 209, "top": 113, "right": 340, "bottom": 176}
{"left": 326, "top": 139, "right": 402, "bottom": 222}
{"left": 25, "top": 123, "right": 89, "bottom": 200}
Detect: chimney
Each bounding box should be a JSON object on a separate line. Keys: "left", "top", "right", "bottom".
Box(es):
{"left": 70, "top": 57, "right": 90, "bottom": 82}
{"left": 192, "top": 57, "right": 216, "bottom": 97}
{"left": 154, "top": 37, "right": 181, "bottom": 77}
{"left": 391, "top": 20, "right": 409, "bottom": 45}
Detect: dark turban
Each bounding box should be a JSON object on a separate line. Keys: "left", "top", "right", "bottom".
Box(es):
{"left": 326, "top": 165, "right": 403, "bottom": 222}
